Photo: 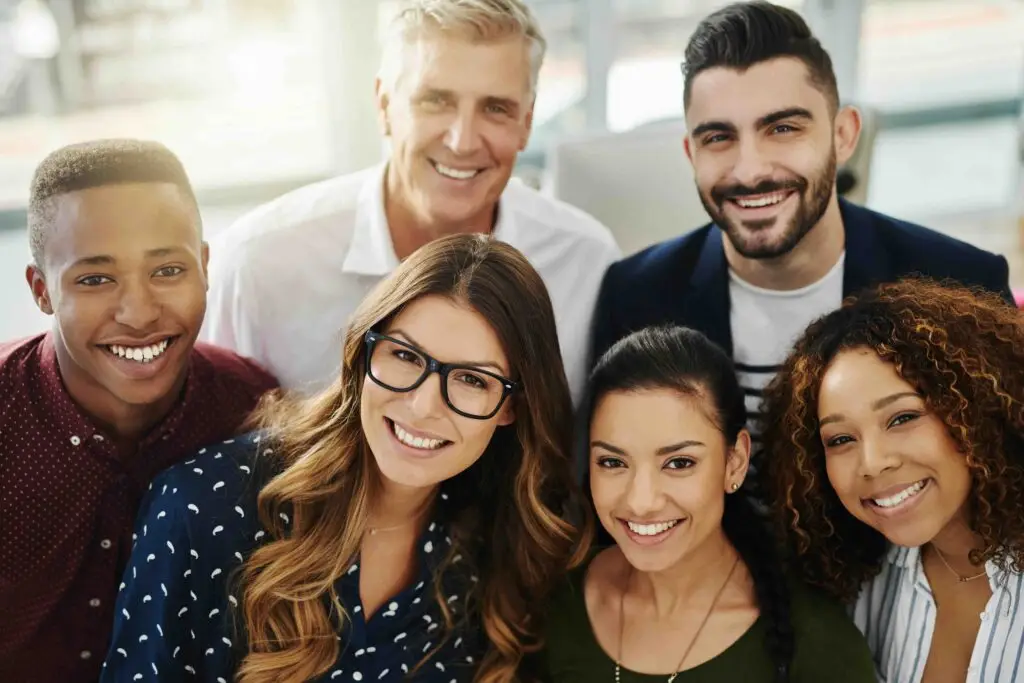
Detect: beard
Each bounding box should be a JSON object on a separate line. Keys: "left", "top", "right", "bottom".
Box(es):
{"left": 698, "top": 150, "right": 837, "bottom": 260}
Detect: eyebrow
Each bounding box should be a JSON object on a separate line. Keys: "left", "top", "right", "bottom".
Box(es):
{"left": 590, "top": 439, "right": 705, "bottom": 455}
{"left": 818, "top": 391, "right": 922, "bottom": 428}
{"left": 69, "top": 247, "right": 187, "bottom": 269}
{"left": 690, "top": 107, "right": 814, "bottom": 138}
{"left": 389, "top": 328, "right": 507, "bottom": 374}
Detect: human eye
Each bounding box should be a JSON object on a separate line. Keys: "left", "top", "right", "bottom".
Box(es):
{"left": 664, "top": 457, "right": 696, "bottom": 471}
{"left": 76, "top": 274, "right": 113, "bottom": 287}
{"left": 596, "top": 456, "right": 626, "bottom": 469}
{"left": 888, "top": 412, "right": 921, "bottom": 428}
{"left": 452, "top": 370, "right": 490, "bottom": 390}
{"left": 822, "top": 433, "right": 854, "bottom": 449}
{"left": 153, "top": 265, "right": 184, "bottom": 278}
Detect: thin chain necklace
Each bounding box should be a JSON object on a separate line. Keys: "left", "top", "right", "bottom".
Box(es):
{"left": 366, "top": 494, "right": 434, "bottom": 536}
{"left": 615, "top": 556, "right": 740, "bottom": 682}
{"left": 932, "top": 545, "right": 987, "bottom": 583}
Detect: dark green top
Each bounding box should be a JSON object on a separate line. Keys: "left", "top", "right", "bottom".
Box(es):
{"left": 537, "top": 556, "right": 877, "bottom": 683}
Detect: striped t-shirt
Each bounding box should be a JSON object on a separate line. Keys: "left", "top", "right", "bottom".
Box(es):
{"left": 853, "top": 545, "right": 1024, "bottom": 683}
{"left": 729, "top": 254, "right": 846, "bottom": 447}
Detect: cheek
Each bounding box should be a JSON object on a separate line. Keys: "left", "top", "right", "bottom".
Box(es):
{"left": 483, "top": 126, "right": 527, "bottom": 163}
{"left": 824, "top": 456, "right": 860, "bottom": 505}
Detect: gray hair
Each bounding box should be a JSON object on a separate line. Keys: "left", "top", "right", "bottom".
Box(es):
{"left": 378, "top": 0, "right": 547, "bottom": 99}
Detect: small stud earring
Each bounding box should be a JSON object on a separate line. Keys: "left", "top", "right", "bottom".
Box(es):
{"left": 731, "top": 482, "right": 740, "bottom": 492}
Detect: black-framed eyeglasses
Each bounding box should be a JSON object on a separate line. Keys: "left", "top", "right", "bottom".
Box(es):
{"left": 364, "top": 330, "right": 518, "bottom": 420}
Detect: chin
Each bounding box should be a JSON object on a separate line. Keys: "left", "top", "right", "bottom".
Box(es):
{"left": 868, "top": 519, "right": 941, "bottom": 549}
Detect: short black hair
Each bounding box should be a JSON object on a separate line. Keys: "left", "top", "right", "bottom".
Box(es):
{"left": 683, "top": 1, "right": 839, "bottom": 113}
{"left": 28, "top": 138, "right": 199, "bottom": 268}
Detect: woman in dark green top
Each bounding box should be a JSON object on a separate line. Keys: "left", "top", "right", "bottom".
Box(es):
{"left": 536, "top": 326, "right": 876, "bottom": 682}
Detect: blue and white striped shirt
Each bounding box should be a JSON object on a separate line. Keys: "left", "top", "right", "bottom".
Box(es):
{"left": 853, "top": 545, "right": 1024, "bottom": 683}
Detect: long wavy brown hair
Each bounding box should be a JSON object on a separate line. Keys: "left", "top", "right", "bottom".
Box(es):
{"left": 234, "top": 234, "right": 592, "bottom": 682}
{"left": 761, "top": 277, "right": 1024, "bottom": 602}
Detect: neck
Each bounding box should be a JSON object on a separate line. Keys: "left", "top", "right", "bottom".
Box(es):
{"left": 724, "top": 194, "right": 845, "bottom": 291}
{"left": 628, "top": 529, "right": 742, "bottom": 620}
{"left": 370, "top": 476, "right": 437, "bottom": 531}
{"left": 54, "top": 334, "right": 186, "bottom": 446}
{"left": 928, "top": 513, "right": 987, "bottom": 576}
{"left": 384, "top": 163, "right": 497, "bottom": 261}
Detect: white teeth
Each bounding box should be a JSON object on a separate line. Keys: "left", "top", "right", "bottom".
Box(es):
{"left": 735, "top": 192, "right": 789, "bottom": 208}
{"left": 626, "top": 519, "right": 680, "bottom": 536}
{"left": 392, "top": 421, "right": 447, "bottom": 450}
{"left": 434, "top": 163, "right": 479, "bottom": 180}
{"left": 872, "top": 480, "right": 926, "bottom": 508}
{"left": 108, "top": 339, "right": 171, "bottom": 364}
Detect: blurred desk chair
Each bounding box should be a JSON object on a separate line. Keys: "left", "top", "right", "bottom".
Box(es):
{"left": 544, "top": 107, "right": 879, "bottom": 256}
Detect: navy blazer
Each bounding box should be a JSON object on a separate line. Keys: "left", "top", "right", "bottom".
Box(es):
{"left": 591, "top": 199, "right": 1013, "bottom": 364}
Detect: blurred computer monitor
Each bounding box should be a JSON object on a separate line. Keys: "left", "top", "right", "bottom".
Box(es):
{"left": 543, "top": 121, "right": 710, "bottom": 256}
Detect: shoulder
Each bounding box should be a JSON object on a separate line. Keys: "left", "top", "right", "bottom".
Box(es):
{"left": 209, "top": 168, "right": 373, "bottom": 269}
{"left": 191, "top": 342, "right": 278, "bottom": 391}
{"left": 0, "top": 333, "right": 45, "bottom": 368}
{"left": 144, "top": 431, "right": 272, "bottom": 526}
{"left": 787, "top": 580, "right": 876, "bottom": 681}
{"left": 501, "top": 180, "right": 619, "bottom": 255}
{"left": 849, "top": 203, "right": 1007, "bottom": 279}
{"left": 602, "top": 225, "right": 713, "bottom": 289}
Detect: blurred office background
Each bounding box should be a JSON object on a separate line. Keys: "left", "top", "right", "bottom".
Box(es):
{"left": 1, "top": 0, "right": 1022, "bottom": 340}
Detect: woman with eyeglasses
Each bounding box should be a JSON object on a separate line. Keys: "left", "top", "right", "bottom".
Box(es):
{"left": 101, "top": 234, "right": 591, "bottom": 683}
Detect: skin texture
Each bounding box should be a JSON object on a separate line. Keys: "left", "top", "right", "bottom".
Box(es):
{"left": 26, "top": 182, "right": 208, "bottom": 446}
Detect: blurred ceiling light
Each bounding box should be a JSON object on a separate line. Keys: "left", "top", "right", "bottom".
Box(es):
{"left": 12, "top": 0, "right": 61, "bottom": 60}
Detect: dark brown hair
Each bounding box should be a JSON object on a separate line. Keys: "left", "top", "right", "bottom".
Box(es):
{"left": 237, "top": 233, "right": 592, "bottom": 682}
{"left": 762, "top": 277, "right": 1024, "bottom": 602}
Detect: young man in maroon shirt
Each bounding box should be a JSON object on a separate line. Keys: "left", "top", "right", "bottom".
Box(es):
{"left": 0, "top": 139, "right": 278, "bottom": 682}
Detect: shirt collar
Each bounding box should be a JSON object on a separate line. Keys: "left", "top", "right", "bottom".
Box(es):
{"left": 38, "top": 331, "right": 198, "bottom": 451}
{"left": 885, "top": 543, "right": 1021, "bottom": 614}
{"left": 341, "top": 162, "right": 520, "bottom": 276}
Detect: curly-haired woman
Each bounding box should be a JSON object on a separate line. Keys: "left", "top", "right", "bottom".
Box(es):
{"left": 762, "top": 277, "right": 1024, "bottom": 683}
{"left": 100, "top": 234, "right": 590, "bottom": 683}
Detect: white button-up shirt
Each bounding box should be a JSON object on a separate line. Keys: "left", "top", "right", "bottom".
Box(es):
{"left": 201, "top": 164, "right": 620, "bottom": 402}
{"left": 853, "top": 544, "right": 1024, "bottom": 683}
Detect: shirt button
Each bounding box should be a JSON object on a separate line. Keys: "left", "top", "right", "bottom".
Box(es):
{"left": 100, "top": 539, "right": 112, "bottom": 550}
{"left": 80, "top": 651, "right": 92, "bottom": 660}
{"left": 70, "top": 435, "right": 81, "bottom": 446}
{"left": 89, "top": 598, "right": 101, "bottom": 607}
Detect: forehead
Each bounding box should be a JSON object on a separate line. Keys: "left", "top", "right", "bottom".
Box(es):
{"left": 385, "top": 295, "right": 509, "bottom": 372}
{"left": 398, "top": 31, "right": 530, "bottom": 101}
{"left": 592, "top": 388, "right": 722, "bottom": 445}
{"left": 46, "top": 182, "right": 200, "bottom": 265}
{"left": 685, "top": 57, "right": 830, "bottom": 127}
{"left": 819, "top": 349, "right": 915, "bottom": 413}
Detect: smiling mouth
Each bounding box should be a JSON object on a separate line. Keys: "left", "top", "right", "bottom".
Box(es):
{"left": 726, "top": 189, "right": 795, "bottom": 210}
{"left": 622, "top": 518, "right": 683, "bottom": 537}
{"left": 101, "top": 336, "right": 179, "bottom": 364}
{"left": 431, "top": 161, "right": 483, "bottom": 181}
{"left": 387, "top": 418, "right": 452, "bottom": 451}
{"left": 866, "top": 479, "right": 930, "bottom": 509}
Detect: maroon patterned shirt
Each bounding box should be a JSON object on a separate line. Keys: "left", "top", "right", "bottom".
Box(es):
{"left": 0, "top": 333, "right": 278, "bottom": 683}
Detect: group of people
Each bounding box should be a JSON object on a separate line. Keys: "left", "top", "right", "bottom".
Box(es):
{"left": 0, "top": 1, "right": 1020, "bottom": 682}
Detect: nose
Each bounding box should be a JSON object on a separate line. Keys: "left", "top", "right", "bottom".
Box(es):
{"left": 622, "top": 466, "right": 664, "bottom": 519}
{"left": 443, "top": 108, "right": 482, "bottom": 156}
{"left": 858, "top": 435, "right": 900, "bottom": 479}
{"left": 113, "top": 280, "right": 160, "bottom": 330}
{"left": 407, "top": 372, "right": 447, "bottom": 420}
{"left": 731, "top": 135, "right": 773, "bottom": 188}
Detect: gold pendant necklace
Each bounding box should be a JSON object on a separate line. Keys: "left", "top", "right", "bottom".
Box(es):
{"left": 614, "top": 557, "right": 740, "bottom": 682}
{"left": 933, "top": 545, "right": 987, "bottom": 583}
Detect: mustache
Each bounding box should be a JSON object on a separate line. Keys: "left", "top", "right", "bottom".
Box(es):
{"left": 710, "top": 178, "right": 805, "bottom": 204}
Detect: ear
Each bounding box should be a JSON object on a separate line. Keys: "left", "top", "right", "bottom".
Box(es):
{"left": 496, "top": 400, "right": 515, "bottom": 427}
{"left": 724, "top": 429, "right": 752, "bottom": 493}
{"left": 683, "top": 135, "right": 694, "bottom": 164}
{"left": 26, "top": 264, "right": 54, "bottom": 315}
{"left": 201, "top": 241, "right": 210, "bottom": 286}
{"left": 375, "top": 77, "right": 392, "bottom": 137}
{"left": 833, "top": 105, "right": 862, "bottom": 167}
{"left": 519, "top": 100, "right": 535, "bottom": 151}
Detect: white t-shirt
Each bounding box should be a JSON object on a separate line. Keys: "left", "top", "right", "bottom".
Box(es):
{"left": 729, "top": 253, "right": 846, "bottom": 443}
{"left": 200, "top": 164, "right": 621, "bottom": 403}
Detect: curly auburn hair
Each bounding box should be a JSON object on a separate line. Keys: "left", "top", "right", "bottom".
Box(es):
{"left": 761, "top": 276, "right": 1024, "bottom": 602}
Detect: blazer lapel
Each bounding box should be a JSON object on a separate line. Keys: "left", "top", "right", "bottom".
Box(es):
{"left": 840, "top": 199, "right": 891, "bottom": 297}
{"left": 684, "top": 227, "right": 733, "bottom": 354}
